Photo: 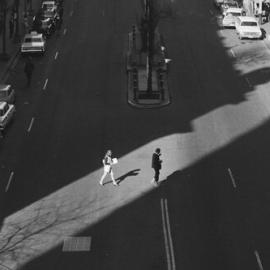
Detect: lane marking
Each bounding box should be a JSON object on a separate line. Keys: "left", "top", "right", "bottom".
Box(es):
{"left": 161, "top": 198, "right": 176, "bottom": 270}
{"left": 209, "top": 9, "right": 214, "bottom": 15}
{"left": 63, "top": 28, "right": 67, "bottom": 35}
{"left": 55, "top": 51, "right": 59, "bottom": 60}
{"left": 27, "top": 117, "right": 35, "bottom": 132}
{"left": 228, "top": 168, "right": 237, "bottom": 189}
{"left": 254, "top": 250, "right": 264, "bottom": 270}
{"left": 164, "top": 199, "right": 176, "bottom": 270}
{"left": 70, "top": 11, "right": 74, "bottom": 16}
{"left": 43, "top": 78, "right": 48, "bottom": 90}
{"left": 230, "top": 49, "right": 236, "bottom": 58}
{"left": 161, "top": 199, "right": 172, "bottom": 270}
{"left": 5, "top": 171, "right": 14, "bottom": 192}
{"left": 102, "top": 10, "right": 105, "bottom": 16}
{"left": 245, "top": 77, "right": 252, "bottom": 88}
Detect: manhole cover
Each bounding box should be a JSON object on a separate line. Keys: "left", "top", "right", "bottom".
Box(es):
{"left": 63, "top": 237, "right": 91, "bottom": 252}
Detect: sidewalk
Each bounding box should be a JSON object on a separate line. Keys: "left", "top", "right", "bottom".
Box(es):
{"left": 0, "top": 0, "right": 42, "bottom": 83}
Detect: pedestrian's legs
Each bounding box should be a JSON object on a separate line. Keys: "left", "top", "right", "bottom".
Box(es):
{"left": 110, "top": 170, "right": 118, "bottom": 186}
{"left": 154, "top": 169, "right": 160, "bottom": 183}
{"left": 99, "top": 171, "right": 107, "bottom": 185}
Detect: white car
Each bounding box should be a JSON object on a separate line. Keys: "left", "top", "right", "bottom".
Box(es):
{"left": 21, "top": 32, "right": 46, "bottom": 55}
{"left": 235, "top": 16, "right": 263, "bottom": 39}
{"left": 42, "top": 1, "right": 58, "bottom": 12}
{"left": 220, "top": 0, "right": 239, "bottom": 15}
{"left": 214, "top": 0, "right": 224, "bottom": 8}
{"left": 0, "top": 84, "right": 15, "bottom": 104}
{"left": 0, "top": 102, "right": 15, "bottom": 131}
{"left": 222, "top": 7, "right": 243, "bottom": 28}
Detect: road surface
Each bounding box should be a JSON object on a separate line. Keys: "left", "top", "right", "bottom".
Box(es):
{"left": 0, "top": 0, "right": 270, "bottom": 269}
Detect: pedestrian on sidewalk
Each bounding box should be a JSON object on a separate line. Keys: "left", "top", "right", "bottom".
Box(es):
{"left": 9, "top": 17, "right": 14, "bottom": 39}
{"left": 23, "top": 14, "right": 29, "bottom": 34}
{"left": 24, "top": 57, "right": 34, "bottom": 87}
{"left": 151, "top": 148, "right": 162, "bottom": 186}
{"left": 99, "top": 150, "right": 119, "bottom": 186}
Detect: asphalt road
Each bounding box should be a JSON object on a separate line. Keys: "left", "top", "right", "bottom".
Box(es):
{"left": 1, "top": 0, "right": 270, "bottom": 269}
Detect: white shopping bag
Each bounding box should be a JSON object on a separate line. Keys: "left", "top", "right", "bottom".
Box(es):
{"left": 112, "top": 158, "right": 118, "bottom": 164}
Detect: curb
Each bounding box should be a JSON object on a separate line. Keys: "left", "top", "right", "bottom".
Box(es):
{"left": 0, "top": 47, "right": 20, "bottom": 84}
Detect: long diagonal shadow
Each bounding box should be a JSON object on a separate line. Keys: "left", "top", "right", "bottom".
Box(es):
{"left": 115, "top": 169, "right": 141, "bottom": 184}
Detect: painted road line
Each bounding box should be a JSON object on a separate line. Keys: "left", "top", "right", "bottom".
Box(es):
{"left": 102, "top": 10, "right": 105, "bottom": 16}
{"left": 161, "top": 199, "right": 172, "bottom": 270}
{"left": 209, "top": 9, "right": 214, "bottom": 15}
{"left": 27, "top": 117, "right": 35, "bottom": 132}
{"left": 5, "top": 172, "right": 14, "bottom": 192}
{"left": 228, "top": 168, "right": 237, "bottom": 189}
{"left": 55, "top": 51, "right": 59, "bottom": 60}
{"left": 70, "top": 11, "right": 74, "bottom": 16}
{"left": 161, "top": 198, "right": 176, "bottom": 270}
{"left": 63, "top": 28, "right": 67, "bottom": 35}
{"left": 230, "top": 49, "right": 236, "bottom": 58}
{"left": 245, "top": 77, "right": 252, "bottom": 88}
{"left": 164, "top": 199, "right": 176, "bottom": 270}
{"left": 254, "top": 250, "right": 264, "bottom": 270}
{"left": 43, "top": 78, "right": 48, "bottom": 90}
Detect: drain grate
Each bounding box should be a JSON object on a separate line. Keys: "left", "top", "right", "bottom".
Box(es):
{"left": 62, "top": 237, "right": 91, "bottom": 252}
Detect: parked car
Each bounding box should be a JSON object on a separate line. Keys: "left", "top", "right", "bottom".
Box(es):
{"left": 41, "top": 1, "right": 58, "bottom": 12}
{"left": 214, "top": 0, "right": 224, "bottom": 8}
{"left": 235, "top": 16, "right": 263, "bottom": 39}
{"left": 21, "top": 31, "right": 46, "bottom": 55}
{"left": 32, "top": 15, "right": 55, "bottom": 37}
{"left": 0, "top": 102, "right": 15, "bottom": 131}
{"left": 222, "top": 7, "right": 244, "bottom": 28}
{"left": 0, "top": 85, "right": 15, "bottom": 104}
{"left": 220, "top": 0, "right": 239, "bottom": 15}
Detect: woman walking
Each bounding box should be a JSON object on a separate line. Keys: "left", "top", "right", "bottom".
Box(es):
{"left": 99, "top": 150, "right": 118, "bottom": 186}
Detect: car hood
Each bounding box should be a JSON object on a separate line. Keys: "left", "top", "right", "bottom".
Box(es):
{"left": 223, "top": 15, "right": 236, "bottom": 22}
{"left": 22, "top": 42, "right": 44, "bottom": 47}
{"left": 239, "top": 26, "right": 261, "bottom": 33}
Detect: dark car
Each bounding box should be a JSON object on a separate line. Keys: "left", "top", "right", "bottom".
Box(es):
{"left": 32, "top": 15, "right": 55, "bottom": 36}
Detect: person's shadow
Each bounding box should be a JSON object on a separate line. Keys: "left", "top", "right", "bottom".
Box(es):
{"left": 115, "top": 169, "right": 141, "bottom": 184}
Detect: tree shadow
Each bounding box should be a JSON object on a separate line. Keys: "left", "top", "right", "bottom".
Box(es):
{"left": 8, "top": 118, "right": 270, "bottom": 270}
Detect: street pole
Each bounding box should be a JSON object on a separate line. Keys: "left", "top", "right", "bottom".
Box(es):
{"left": 0, "top": 0, "right": 9, "bottom": 60}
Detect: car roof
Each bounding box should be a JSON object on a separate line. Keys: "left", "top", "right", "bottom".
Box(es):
{"left": 237, "top": 16, "right": 258, "bottom": 22}
{"left": 0, "top": 84, "right": 11, "bottom": 92}
{"left": 42, "top": 1, "right": 56, "bottom": 4}
{"left": 226, "top": 7, "right": 243, "bottom": 12}
{"left": 24, "top": 32, "right": 43, "bottom": 38}
{"left": 0, "top": 102, "right": 7, "bottom": 110}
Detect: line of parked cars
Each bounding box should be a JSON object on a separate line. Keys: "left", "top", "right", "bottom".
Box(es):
{"left": 0, "top": 1, "right": 64, "bottom": 136}
{"left": 0, "top": 85, "right": 15, "bottom": 133}
{"left": 214, "top": 0, "right": 264, "bottom": 40}
{"left": 21, "top": 0, "right": 63, "bottom": 55}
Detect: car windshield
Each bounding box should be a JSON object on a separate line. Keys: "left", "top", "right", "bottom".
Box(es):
{"left": 241, "top": 21, "right": 258, "bottom": 26}
{"left": 44, "top": 10, "right": 54, "bottom": 16}
{"left": 228, "top": 3, "right": 238, "bottom": 7}
{"left": 227, "top": 12, "right": 241, "bottom": 16}
{"left": 0, "top": 105, "right": 8, "bottom": 116}
{"left": 25, "top": 37, "right": 42, "bottom": 43}
{"left": 43, "top": 4, "right": 54, "bottom": 9}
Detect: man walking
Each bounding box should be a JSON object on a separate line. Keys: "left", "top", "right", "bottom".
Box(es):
{"left": 151, "top": 148, "right": 162, "bottom": 186}
{"left": 9, "top": 17, "right": 14, "bottom": 39}
{"left": 24, "top": 57, "right": 34, "bottom": 86}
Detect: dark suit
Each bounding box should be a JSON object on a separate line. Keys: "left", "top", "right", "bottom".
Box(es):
{"left": 152, "top": 152, "right": 161, "bottom": 182}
